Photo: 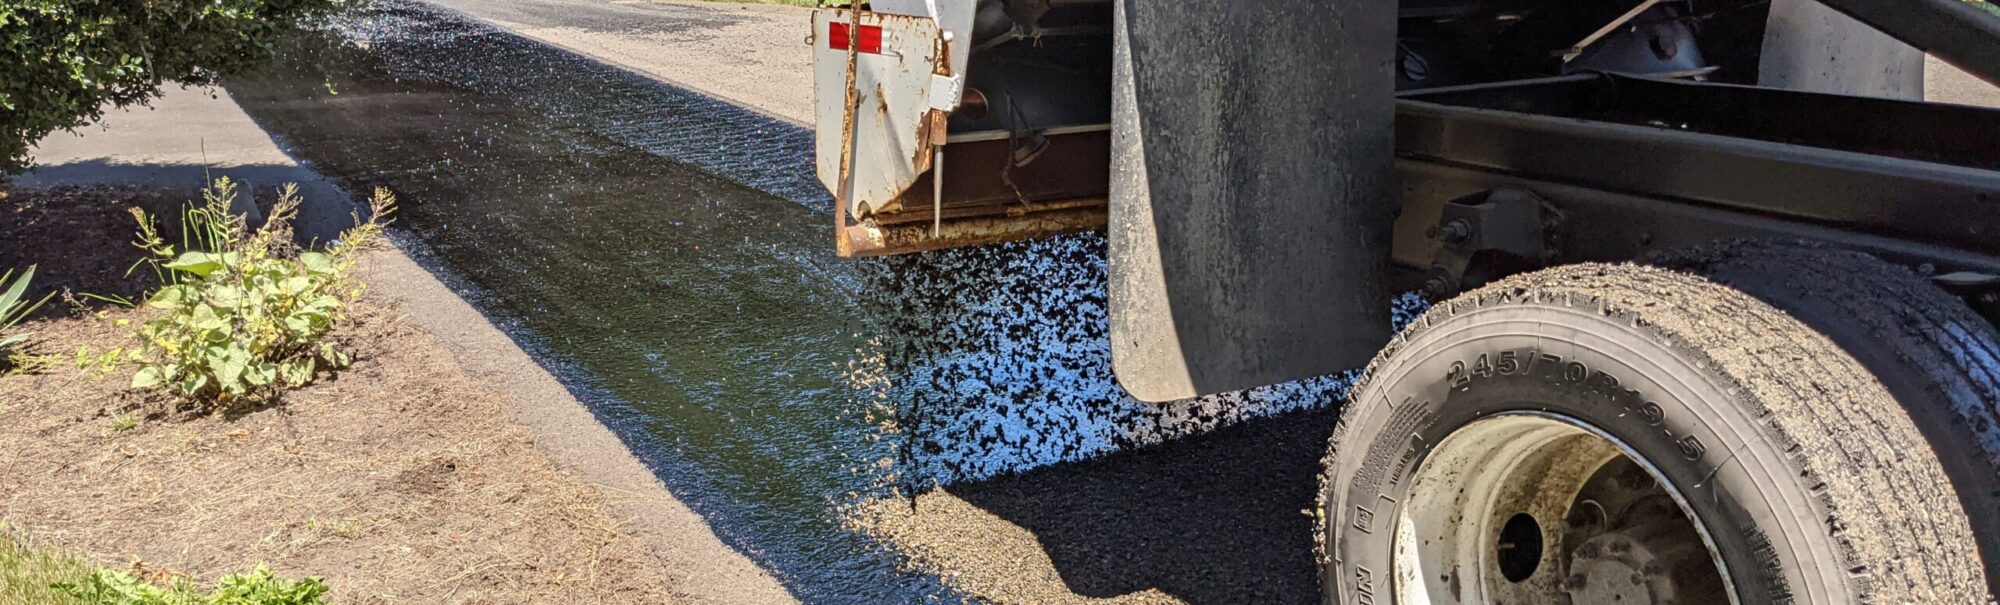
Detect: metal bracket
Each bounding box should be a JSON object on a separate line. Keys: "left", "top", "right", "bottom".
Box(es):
{"left": 1561, "top": 0, "right": 1666, "bottom": 62}
{"left": 1423, "top": 188, "right": 1565, "bottom": 297}
{"left": 927, "top": 74, "right": 965, "bottom": 111}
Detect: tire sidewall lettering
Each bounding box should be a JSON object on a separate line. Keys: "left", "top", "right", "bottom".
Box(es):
{"left": 1328, "top": 308, "right": 1791, "bottom": 604}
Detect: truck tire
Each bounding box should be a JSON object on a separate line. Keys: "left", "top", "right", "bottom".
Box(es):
{"left": 1318, "top": 262, "right": 1988, "bottom": 605}
{"left": 1654, "top": 240, "right": 2000, "bottom": 598}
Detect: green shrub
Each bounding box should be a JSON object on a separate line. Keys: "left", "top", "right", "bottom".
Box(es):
{"left": 6, "top": 523, "right": 329, "bottom": 605}
{"left": 125, "top": 177, "right": 392, "bottom": 405}
{"left": 0, "top": 265, "right": 51, "bottom": 365}
{"left": 0, "top": 0, "right": 345, "bottom": 176}
{"left": 54, "top": 565, "right": 328, "bottom": 605}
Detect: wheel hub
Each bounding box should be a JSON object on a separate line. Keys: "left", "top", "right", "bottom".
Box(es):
{"left": 1391, "top": 412, "right": 1734, "bottom": 604}
{"left": 1565, "top": 532, "right": 1673, "bottom": 605}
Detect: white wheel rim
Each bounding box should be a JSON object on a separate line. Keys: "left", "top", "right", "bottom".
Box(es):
{"left": 1393, "top": 411, "right": 1738, "bottom": 605}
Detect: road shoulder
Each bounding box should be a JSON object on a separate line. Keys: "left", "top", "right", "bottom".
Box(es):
{"left": 11, "top": 85, "right": 797, "bottom": 605}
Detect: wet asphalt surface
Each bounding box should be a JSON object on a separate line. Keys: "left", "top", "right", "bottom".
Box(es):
{"left": 225, "top": 2, "right": 1406, "bottom": 602}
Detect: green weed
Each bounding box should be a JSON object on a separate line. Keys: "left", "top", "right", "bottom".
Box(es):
{"left": 3, "top": 523, "right": 328, "bottom": 605}
{"left": 52, "top": 565, "right": 328, "bottom": 605}
{"left": 106, "top": 413, "right": 138, "bottom": 433}
{"left": 123, "top": 177, "right": 394, "bottom": 407}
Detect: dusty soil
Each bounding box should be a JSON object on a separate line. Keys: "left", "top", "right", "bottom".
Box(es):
{"left": 1, "top": 186, "right": 193, "bottom": 308}
{"left": 0, "top": 185, "right": 299, "bottom": 309}
{"left": 0, "top": 186, "right": 681, "bottom": 604}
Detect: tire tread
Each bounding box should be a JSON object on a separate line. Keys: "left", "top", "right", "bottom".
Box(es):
{"left": 1320, "top": 258, "right": 1986, "bottom": 603}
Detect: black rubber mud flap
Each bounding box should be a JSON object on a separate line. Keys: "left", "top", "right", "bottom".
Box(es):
{"left": 1108, "top": 0, "right": 1397, "bottom": 402}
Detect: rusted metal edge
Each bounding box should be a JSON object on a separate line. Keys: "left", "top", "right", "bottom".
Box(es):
{"left": 910, "top": 26, "right": 952, "bottom": 174}
{"left": 867, "top": 195, "right": 1107, "bottom": 225}
{"left": 833, "top": 7, "right": 865, "bottom": 258}
{"left": 838, "top": 200, "right": 1108, "bottom": 257}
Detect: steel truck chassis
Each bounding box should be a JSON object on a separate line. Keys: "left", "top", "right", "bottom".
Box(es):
{"left": 1393, "top": 72, "right": 2000, "bottom": 300}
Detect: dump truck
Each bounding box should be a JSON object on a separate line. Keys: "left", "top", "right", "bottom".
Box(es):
{"left": 811, "top": 0, "right": 2000, "bottom": 602}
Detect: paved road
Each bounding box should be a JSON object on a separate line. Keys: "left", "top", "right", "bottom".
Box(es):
{"left": 427, "top": 0, "right": 815, "bottom": 124}
{"left": 1929, "top": 55, "right": 2000, "bottom": 107}
{"left": 19, "top": 87, "right": 357, "bottom": 241}
{"left": 362, "top": 3, "right": 1352, "bottom": 600}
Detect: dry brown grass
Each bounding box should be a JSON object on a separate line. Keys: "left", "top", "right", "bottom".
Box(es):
{"left": 0, "top": 302, "right": 681, "bottom": 603}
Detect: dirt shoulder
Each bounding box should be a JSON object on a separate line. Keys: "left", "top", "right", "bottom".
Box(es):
{"left": 7, "top": 80, "right": 796, "bottom": 604}
{"left": 0, "top": 186, "right": 686, "bottom": 603}
{"left": 354, "top": 236, "right": 800, "bottom": 605}
{"left": 0, "top": 186, "right": 800, "bottom": 604}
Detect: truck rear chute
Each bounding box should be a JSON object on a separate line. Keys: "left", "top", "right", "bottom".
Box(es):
{"left": 813, "top": 10, "right": 953, "bottom": 256}
{"left": 815, "top": 5, "right": 1114, "bottom": 257}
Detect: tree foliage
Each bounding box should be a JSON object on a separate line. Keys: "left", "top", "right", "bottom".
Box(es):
{"left": 0, "top": 0, "right": 342, "bottom": 175}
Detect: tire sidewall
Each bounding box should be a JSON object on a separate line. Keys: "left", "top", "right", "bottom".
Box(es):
{"left": 1323, "top": 297, "right": 1849, "bottom": 604}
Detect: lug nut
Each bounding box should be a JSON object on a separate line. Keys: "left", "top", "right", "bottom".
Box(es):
{"left": 1631, "top": 572, "right": 1647, "bottom": 585}
{"left": 1422, "top": 276, "right": 1452, "bottom": 299}
{"left": 1436, "top": 220, "right": 1472, "bottom": 243}
{"left": 1606, "top": 540, "right": 1629, "bottom": 555}
{"left": 1566, "top": 573, "right": 1588, "bottom": 590}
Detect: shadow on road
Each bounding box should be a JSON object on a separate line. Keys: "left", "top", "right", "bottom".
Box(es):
{"left": 885, "top": 405, "right": 1338, "bottom": 604}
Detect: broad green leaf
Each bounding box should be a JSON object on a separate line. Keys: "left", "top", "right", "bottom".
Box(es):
{"left": 299, "top": 252, "right": 334, "bottom": 274}
{"left": 163, "top": 251, "right": 224, "bottom": 276}
{"left": 213, "top": 349, "right": 247, "bottom": 390}
{"left": 191, "top": 305, "right": 227, "bottom": 333}
{"left": 245, "top": 363, "right": 272, "bottom": 386}
{"left": 131, "top": 366, "right": 162, "bottom": 389}
{"left": 284, "top": 314, "right": 315, "bottom": 337}
{"left": 208, "top": 284, "right": 246, "bottom": 308}
{"left": 148, "top": 284, "right": 198, "bottom": 307}
{"left": 320, "top": 343, "right": 351, "bottom": 368}
{"left": 279, "top": 358, "right": 315, "bottom": 385}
